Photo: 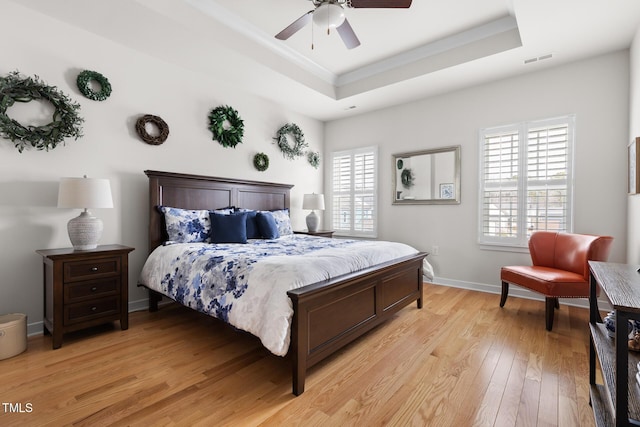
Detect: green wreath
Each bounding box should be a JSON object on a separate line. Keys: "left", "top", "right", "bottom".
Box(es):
{"left": 401, "top": 168, "right": 415, "bottom": 188}
{"left": 253, "top": 152, "right": 269, "bottom": 171}
{"left": 0, "top": 71, "right": 84, "bottom": 153}
{"left": 273, "top": 123, "right": 308, "bottom": 160}
{"left": 76, "top": 70, "right": 112, "bottom": 101}
{"left": 307, "top": 151, "right": 320, "bottom": 169}
{"left": 208, "top": 105, "right": 244, "bottom": 148}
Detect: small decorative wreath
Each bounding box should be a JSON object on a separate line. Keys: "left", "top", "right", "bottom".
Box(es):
{"left": 307, "top": 151, "right": 320, "bottom": 169}
{"left": 273, "top": 123, "right": 308, "bottom": 160}
{"left": 208, "top": 105, "right": 244, "bottom": 148}
{"left": 253, "top": 152, "right": 269, "bottom": 171}
{"left": 76, "top": 70, "right": 112, "bottom": 101}
{"left": 135, "top": 114, "right": 169, "bottom": 145}
{"left": 401, "top": 168, "right": 415, "bottom": 188}
{"left": 0, "top": 71, "right": 84, "bottom": 152}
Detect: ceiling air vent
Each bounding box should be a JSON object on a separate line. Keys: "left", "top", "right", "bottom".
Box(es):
{"left": 524, "top": 53, "right": 553, "bottom": 65}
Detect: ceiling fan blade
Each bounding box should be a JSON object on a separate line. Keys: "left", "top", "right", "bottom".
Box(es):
{"left": 348, "top": 0, "right": 412, "bottom": 8}
{"left": 336, "top": 18, "right": 361, "bottom": 49}
{"left": 275, "top": 11, "right": 313, "bottom": 40}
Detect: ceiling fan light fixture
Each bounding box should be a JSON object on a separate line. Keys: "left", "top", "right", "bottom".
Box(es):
{"left": 312, "top": 3, "right": 346, "bottom": 29}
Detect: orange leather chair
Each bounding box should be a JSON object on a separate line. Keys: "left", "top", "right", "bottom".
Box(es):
{"left": 500, "top": 231, "right": 613, "bottom": 331}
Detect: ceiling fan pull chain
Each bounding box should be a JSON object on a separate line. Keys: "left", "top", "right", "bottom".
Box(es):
{"left": 327, "top": 5, "right": 331, "bottom": 35}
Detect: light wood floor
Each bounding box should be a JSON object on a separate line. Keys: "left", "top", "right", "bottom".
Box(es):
{"left": 0, "top": 284, "right": 598, "bottom": 426}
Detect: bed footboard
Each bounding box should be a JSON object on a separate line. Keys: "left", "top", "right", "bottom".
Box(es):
{"left": 287, "top": 252, "right": 426, "bottom": 395}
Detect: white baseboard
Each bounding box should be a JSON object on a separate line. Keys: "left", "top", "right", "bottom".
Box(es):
{"left": 431, "top": 276, "right": 612, "bottom": 312}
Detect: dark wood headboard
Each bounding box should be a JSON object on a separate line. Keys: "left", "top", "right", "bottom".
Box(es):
{"left": 145, "top": 170, "right": 293, "bottom": 252}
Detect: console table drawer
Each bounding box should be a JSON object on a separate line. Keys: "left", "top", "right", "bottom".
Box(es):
{"left": 64, "top": 278, "right": 119, "bottom": 303}
{"left": 64, "top": 297, "right": 119, "bottom": 325}
{"left": 64, "top": 257, "right": 120, "bottom": 282}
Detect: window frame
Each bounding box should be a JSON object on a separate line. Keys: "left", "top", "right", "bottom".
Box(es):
{"left": 329, "top": 145, "right": 378, "bottom": 238}
{"left": 478, "top": 115, "right": 575, "bottom": 250}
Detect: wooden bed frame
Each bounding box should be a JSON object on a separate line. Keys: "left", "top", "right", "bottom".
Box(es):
{"left": 142, "top": 170, "right": 426, "bottom": 395}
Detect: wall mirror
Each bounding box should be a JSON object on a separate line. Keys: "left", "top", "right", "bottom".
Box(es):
{"left": 393, "top": 145, "right": 461, "bottom": 205}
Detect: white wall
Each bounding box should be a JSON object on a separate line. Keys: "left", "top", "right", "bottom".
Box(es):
{"left": 0, "top": 2, "right": 324, "bottom": 334}
{"left": 326, "top": 51, "right": 629, "bottom": 292}
{"left": 629, "top": 28, "right": 640, "bottom": 263}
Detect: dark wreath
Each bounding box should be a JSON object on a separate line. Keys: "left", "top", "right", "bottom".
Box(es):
{"left": 0, "top": 71, "right": 83, "bottom": 152}
{"left": 253, "top": 152, "right": 270, "bottom": 171}
{"left": 135, "top": 114, "right": 169, "bottom": 145}
{"left": 76, "top": 70, "right": 112, "bottom": 101}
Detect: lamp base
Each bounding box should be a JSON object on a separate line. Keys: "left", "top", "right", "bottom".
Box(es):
{"left": 67, "top": 210, "right": 103, "bottom": 250}
{"left": 306, "top": 210, "right": 319, "bottom": 233}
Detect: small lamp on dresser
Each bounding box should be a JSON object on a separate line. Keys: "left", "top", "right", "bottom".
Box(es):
{"left": 302, "top": 193, "right": 325, "bottom": 233}
{"left": 57, "top": 175, "right": 113, "bottom": 250}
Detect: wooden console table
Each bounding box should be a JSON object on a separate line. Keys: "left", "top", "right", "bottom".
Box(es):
{"left": 589, "top": 261, "right": 640, "bottom": 426}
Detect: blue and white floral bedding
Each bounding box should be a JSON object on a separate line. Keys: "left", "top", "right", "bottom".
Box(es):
{"left": 138, "top": 235, "right": 419, "bottom": 356}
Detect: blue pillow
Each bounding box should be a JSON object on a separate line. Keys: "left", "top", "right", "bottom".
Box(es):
{"left": 256, "top": 212, "right": 280, "bottom": 239}
{"left": 243, "top": 210, "right": 261, "bottom": 239}
{"left": 210, "top": 212, "right": 248, "bottom": 243}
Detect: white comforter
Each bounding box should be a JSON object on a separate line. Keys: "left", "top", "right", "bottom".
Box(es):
{"left": 138, "top": 235, "right": 419, "bottom": 356}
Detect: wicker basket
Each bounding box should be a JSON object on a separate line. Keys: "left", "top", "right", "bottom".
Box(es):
{"left": 0, "top": 313, "right": 27, "bottom": 360}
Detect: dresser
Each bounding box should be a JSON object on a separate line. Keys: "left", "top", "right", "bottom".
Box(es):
{"left": 36, "top": 244, "right": 134, "bottom": 349}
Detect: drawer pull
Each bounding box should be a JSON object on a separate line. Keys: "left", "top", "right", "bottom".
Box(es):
{"left": 91, "top": 306, "right": 97, "bottom": 311}
{"left": 91, "top": 267, "right": 98, "bottom": 272}
{"left": 91, "top": 287, "right": 98, "bottom": 292}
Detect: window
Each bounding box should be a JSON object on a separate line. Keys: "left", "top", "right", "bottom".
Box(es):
{"left": 330, "top": 146, "right": 378, "bottom": 238}
{"left": 478, "top": 115, "right": 574, "bottom": 248}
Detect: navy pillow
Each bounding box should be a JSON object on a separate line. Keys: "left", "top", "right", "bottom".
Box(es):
{"left": 210, "top": 211, "right": 248, "bottom": 243}
{"left": 256, "top": 211, "right": 280, "bottom": 239}
{"left": 243, "top": 210, "right": 261, "bottom": 239}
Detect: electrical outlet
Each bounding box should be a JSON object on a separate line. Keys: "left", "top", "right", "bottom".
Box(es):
{"left": 431, "top": 245, "right": 439, "bottom": 256}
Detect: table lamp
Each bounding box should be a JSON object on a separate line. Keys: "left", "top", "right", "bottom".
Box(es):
{"left": 302, "top": 193, "right": 325, "bottom": 233}
{"left": 57, "top": 175, "right": 113, "bottom": 250}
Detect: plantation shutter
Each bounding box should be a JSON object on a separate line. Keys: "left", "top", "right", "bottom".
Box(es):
{"left": 480, "top": 126, "right": 520, "bottom": 244}
{"left": 332, "top": 153, "right": 352, "bottom": 233}
{"left": 330, "top": 147, "right": 377, "bottom": 237}
{"left": 479, "top": 116, "right": 574, "bottom": 248}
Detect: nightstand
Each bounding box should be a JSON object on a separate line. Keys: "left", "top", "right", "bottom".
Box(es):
{"left": 36, "top": 244, "right": 134, "bottom": 349}
{"left": 294, "top": 230, "right": 334, "bottom": 238}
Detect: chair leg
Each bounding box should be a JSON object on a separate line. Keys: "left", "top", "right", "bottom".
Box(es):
{"left": 554, "top": 298, "right": 559, "bottom": 309}
{"left": 500, "top": 281, "right": 509, "bottom": 307}
{"left": 545, "top": 297, "right": 556, "bottom": 331}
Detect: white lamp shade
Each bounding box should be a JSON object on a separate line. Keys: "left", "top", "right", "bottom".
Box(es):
{"left": 58, "top": 177, "right": 113, "bottom": 209}
{"left": 312, "top": 3, "right": 345, "bottom": 29}
{"left": 303, "top": 193, "right": 325, "bottom": 211}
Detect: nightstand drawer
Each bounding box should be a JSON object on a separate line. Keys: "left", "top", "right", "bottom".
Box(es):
{"left": 64, "top": 278, "right": 119, "bottom": 304}
{"left": 64, "top": 297, "right": 119, "bottom": 325}
{"left": 64, "top": 257, "right": 121, "bottom": 282}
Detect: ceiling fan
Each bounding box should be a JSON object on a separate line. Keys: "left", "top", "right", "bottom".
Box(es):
{"left": 275, "top": 0, "right": 412, "bottom": 50}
